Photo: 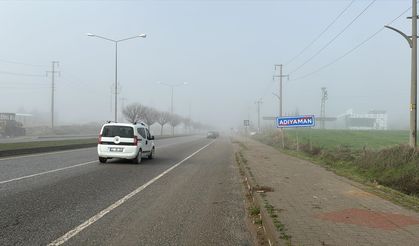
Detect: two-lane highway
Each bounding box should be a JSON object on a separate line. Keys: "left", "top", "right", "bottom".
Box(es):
{"left": 0, "top": 135, "right": 251, "bottom": 245}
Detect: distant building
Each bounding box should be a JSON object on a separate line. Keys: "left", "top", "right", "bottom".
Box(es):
{"left": 336, "top": 109, "right": 388, "bottom": 130}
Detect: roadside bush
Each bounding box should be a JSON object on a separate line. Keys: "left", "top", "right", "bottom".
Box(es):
{"left": 355, "top": 145, "right": 419, "bottom": 195}
{"left": 299, "top": 142, "right": 322, "bottom": 156}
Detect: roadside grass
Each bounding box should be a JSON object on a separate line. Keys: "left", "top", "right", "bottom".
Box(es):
{"left": 249, "top": 206, "right": 260, "bottom": 216}
{"left": 253, "top": 130, "right": 419, "bottom": 212}
{"left": 263, "top": 199, "right": 292, "bottom": 244}
{"left": 0, "top": 138, "right": 97, "bottom": 151}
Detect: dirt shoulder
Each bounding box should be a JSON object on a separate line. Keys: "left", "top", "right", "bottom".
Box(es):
{"left": 232, "top": 136, "right": 419, "bottom": 246}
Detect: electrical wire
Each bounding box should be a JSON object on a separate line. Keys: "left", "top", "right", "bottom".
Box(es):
{"left": 285, "top": 0, "right": 356, "bottom": 66}
{"left": 259, "top": 77, "right": 277, "bottom": 100}
{"left": 0, "top": 58, "right": 46, "bottom": 67}
{"left": 289, "top": 0, "right": 377, "bottom": 75}
{"left": 290, "top": 5, "right": 412, "bottom": 82}
{"left": 0, "top": 70, "right": 46, "bottom": 77}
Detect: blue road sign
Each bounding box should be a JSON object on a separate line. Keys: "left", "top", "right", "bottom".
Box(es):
{"left": 276, "top": 115, "right": 315, "bottom": 128}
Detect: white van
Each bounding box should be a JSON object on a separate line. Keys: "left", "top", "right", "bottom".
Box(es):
{"left": 97, "top": 122, "right": 155, "bottom": 164}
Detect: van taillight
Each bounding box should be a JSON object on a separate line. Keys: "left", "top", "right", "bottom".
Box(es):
{"left": 98, "top": 134, "right": 102, "bottom": 144}
{"left": 133, "top": 136, "right": 138, "bottom": 145}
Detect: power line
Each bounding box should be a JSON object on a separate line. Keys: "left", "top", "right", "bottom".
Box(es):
{"left": 0, "top": 70, "right": 46, "bottom": 77}
{"left": 285, "top": 0, "right": 356, "bottom": 66}
{"left": 0, "top": 86, "right": 50, "bottom": 90}
{"left": 289, "top": 0, "right": 377, "bottom": 75}
{"left": 291, "top": 6, "right": 412, "bottom": 82}
{"left": 0, "top": 58, "right": 46, "bottom": 67}
{"left": 259, "top": 77, "right": 276, "bottom": 99}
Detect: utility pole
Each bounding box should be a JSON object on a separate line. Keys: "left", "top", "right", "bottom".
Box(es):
{"left": 385, "top": 0, "right": 417, "bottom": 147}
{"left": 47, "top": 61, "right": 59, "bottom": 129}
{"left": 255, "top": 99, "right": 263, "bottom": 133}
{"left": 171, "top": 86, "right": 174, "bottom": 114}
{"left": 320, "top": 87, "right": 328, "bottom": 129}
{"left": 120, "top": 97, "right": 127, "bottom": 122}
{"left": 110, "top": 85, "right": 113, "bottom": 113}
{"left": 273, "top": 64, "right": 289, "bottom": 117}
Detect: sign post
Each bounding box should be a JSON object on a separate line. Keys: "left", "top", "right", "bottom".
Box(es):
{"left": 276, "top": 115, "right": 316, "bottom": 150}
{"left": 244, "top": 120, "right": 250, "bottom": 143}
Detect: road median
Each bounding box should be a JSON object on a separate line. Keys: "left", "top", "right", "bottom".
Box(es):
{"left": 0, "top": 139, "right": 97, "bottom": 158}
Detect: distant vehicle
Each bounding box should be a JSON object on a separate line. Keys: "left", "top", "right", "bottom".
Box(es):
{"left": 207, "top": 131, "right": 219, "bottom": 139}
{"left": 97, "top": 122, "right": 155, "bottom": 164}
{"left": 0, "top": 113, "right": 25, "bottom": 138}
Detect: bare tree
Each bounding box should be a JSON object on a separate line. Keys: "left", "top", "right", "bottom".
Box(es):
{"left": 192, "top": 121, "right": 204, "bottom": 132}
{"left": 182, "top": 117, "right": 191, "bottom": 134}
{"left": 168, "top": 113, "right": 182, "bottom": 136}
{"left": 124, "top": 103, "right": 206, "bottom": 136}
{"left": 123, "top": 103, "right": 148, "bottom": 123}
{"left": 143, "top": 107, "right": 159, "bottom": 129}
{"left": 157, "top": 111, "right": 171, "bottom": 135}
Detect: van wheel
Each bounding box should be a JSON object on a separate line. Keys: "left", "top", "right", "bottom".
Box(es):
{"left": 148, "top": 148, "right": 155, "bottom": 159}
{"left": 99, "top": 157, "right": 107, "bottom": 163}
{"left": 133, "top": 150, "right": 142, "bottom": 164}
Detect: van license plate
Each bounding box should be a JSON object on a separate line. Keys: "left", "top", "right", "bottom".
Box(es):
{"left": 109, "top": 147, "right": 123, "bottom": 152}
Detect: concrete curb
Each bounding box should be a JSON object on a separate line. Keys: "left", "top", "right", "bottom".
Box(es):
{"left": 235, "top": 150, "right": 280, "bottom": 246}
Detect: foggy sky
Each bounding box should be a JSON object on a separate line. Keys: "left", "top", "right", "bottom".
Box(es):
{"left": 0, "top": 0, "right": 413, "bottom": 130}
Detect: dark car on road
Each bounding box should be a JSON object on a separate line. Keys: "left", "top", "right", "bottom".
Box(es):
{"left": 207, "top": 131, "right": 219, "bottom": 139}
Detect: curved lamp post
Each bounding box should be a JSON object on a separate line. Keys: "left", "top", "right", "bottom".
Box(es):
{"left": 384, "top": 0, "right": 417, "bottom": 147}
{"left": 87, "top": 33, "right": 146, "bottom": 122}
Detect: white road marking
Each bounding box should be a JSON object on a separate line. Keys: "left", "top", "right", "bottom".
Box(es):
{"left": 48, "top": 140, "right": 215, "bottom": 246}
{"left": 0, "top": 160, "right": 97, "bottom": 185}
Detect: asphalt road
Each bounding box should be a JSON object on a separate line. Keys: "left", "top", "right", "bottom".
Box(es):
{"left": 0, "top": 135, "right": 251, "bottom": 246}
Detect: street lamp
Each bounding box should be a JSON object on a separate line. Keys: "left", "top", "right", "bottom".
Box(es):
{"left": 384, "top": 0, "right": 417, "bottom": 147}
{"left": 87, "top": 33, "right": 146, "bottom": 122}
{"left": 156, "top": 82, "right": 188, "bottom": 114}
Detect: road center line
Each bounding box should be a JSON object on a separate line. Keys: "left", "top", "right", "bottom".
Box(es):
{"left": 0, "top": 160, "right": 97, "bottom": 185}
{"left": 48, "top": 140, "right": 215, "bottom": 246}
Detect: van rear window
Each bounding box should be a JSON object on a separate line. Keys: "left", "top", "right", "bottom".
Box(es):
{"left": 102, "top": 126, "right": 134, "bottom": 138}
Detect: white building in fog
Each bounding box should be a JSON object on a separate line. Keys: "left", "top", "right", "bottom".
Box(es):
{"left": 336, "top": 109, "right": 388, "bottom": 130}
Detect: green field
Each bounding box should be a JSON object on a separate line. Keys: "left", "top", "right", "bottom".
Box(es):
{"left": 280, "top": 129, "right": 409, "bottom": 150}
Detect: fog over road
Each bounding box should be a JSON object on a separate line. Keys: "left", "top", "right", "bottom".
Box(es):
{"left": 0, "top": 136, "right": 251, "bottom": 245}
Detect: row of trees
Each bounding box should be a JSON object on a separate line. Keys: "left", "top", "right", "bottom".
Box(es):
{"left": 122, "top": 103, "right": 206, "bottom": 135}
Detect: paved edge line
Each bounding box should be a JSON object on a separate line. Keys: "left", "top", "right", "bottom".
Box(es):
{"left": 0, "top": 160, "right": 97, "bottom": 185}
{"left": 47, "top": 140, "right": 215, "bottom": 246}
